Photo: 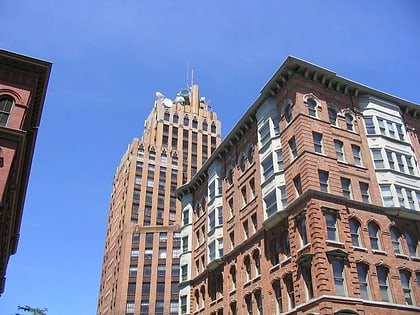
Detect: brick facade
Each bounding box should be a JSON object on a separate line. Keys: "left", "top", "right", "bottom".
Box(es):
{"left": 178, "top": 57, "right": 420, "bottom": 315}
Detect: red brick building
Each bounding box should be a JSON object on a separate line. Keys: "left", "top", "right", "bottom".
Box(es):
{"left": 177, "top": 57, "right": 420, "bottom": 315}
{"left": 0, "top": 50, "right": 51, "bottom": 294}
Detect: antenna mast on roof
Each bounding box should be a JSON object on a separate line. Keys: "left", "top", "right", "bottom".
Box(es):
{"left": 191, "top": 68, "right": 194, "bottom": 87}
{"left": 186, "top": 61, "right": 189, "bottom": 88}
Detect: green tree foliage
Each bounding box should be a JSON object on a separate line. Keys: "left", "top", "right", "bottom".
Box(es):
{"left": 15, "top": 305, "right": 48, "bottom": 315}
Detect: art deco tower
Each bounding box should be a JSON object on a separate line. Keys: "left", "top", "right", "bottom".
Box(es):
{"left": 97, "top": 85, "right": 221, "bottom": 315}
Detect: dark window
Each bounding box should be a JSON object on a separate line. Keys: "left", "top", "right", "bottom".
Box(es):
{"left": 0, "top": 96, "right": 13, "bottom": 126}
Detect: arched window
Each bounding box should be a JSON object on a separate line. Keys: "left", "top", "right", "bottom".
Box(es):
{"left": 195, "top": 289, "right": 200, "bottom": 310}
{"left": 390, "top": 227, "right": 402, "bottom": 254}
{"left": 230, "top": 265, "right": 237, "bottom": 290}
{"left": 164, "top": 111, "right": 170, "bottom": 121}
{"left": 244, "top": 256, "right": 251, "bottom": 281}
{"left": 0, "top": 96, "right": 14, "bottom": 127}
{"left": 238, "top": 153, "right": 246, "bottom": 172}
{"left": 211, "top": 122, "right": 216, "bottom": 133}
{"left": 349, "top": 218, "right": 362, "bottom": 247}
{"left": 173, "top": 113, "right": 179, "bottom": 124}
{"left": 281, "top": 231, "right": 291, "bottom": 258}
{"left": 368, "top": 222, "right": 381, "bottom": 250}
{"left": 356, "top": 263, "right": 370, "bottom": 300}
{"left": 253, "top": 250, "right": 261, "bottom": 275}
{"left": 226, "top": 167, "right": 233, "bottom": 186}
{"left": 307, "top": 99, "right": 318, "bottom": 117}
{"left": 328, "top": 107, "right": 338, "bottom": 126}
{"left": 271, "top": 239, "right": 280, "bottom": 265}
{"left": 202, "top": 120, "right": 208, "bottom": 131}
{"left": 345, "top": 113, "right": 354, "bottom": 131}
{"left": 405, "top": 231, "right": 417, "bottom": 256}
{"left": 183, "top": 115, "right": 189, "bottom": 126}
{"left": 284, "top": 103, "right": 292, "bottom": 123}
{"left": 247, "top": 144, "right": 255, "bottom": 164}
{"left": 192, "top": 117, "right": 198, "bottom": 128}
{"left": 0, "top": 147, "right": 4, "bottom": 167}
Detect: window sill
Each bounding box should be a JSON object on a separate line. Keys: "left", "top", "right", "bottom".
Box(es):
{"left": 395, "top": 253, "right": 410, "bottom": 260}
{"left": 229, "top": 288, "right": 236, "bottom": 296}
{"left": 326, "top": 240, "right": 345, "bottom": 248}
{"left": 297, "top": 243, "right": 312, "bottom": 254}
{"left": 252, "top": 275, "right": 261, "bottom": 283}
{"left": 281, "top": 256, "right": 292, "bottom": 266}
{"left": 411, "top": 256, "right": 420, "bottom": 262}
{"left": 372, "top": 249, "right": 387, "bottom": 256}
{"left": 353, "top": 246, "right": 368, "bottom": 252}
{"left": 270, "top": 263, "right": 280, "bottom": 273}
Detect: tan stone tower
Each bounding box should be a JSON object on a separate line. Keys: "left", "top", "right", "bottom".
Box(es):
{"left": 97, "top": 85, "right": 221, "bottom": 315}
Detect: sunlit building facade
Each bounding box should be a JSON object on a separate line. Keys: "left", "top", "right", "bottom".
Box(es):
{"left": 0, "top": 49, "right": 51, "bottom": 294}
{"left": 97, "top": 85, "right": 221, "bottom": 315}
{"left": 177, "top": 57, "right": 420, "bottom": 315}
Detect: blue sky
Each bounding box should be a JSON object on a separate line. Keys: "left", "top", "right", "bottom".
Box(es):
{"left": 1, "top": 1, "right": 419, "bottom": 314}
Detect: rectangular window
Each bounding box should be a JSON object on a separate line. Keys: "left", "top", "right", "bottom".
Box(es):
{"left": 265, "top": 191, "right": 277, "bottom": 217}
{"left": 155, "top": 300, "right": 164, "bottom": 313}
{"left": 182, "top": 236, "right": 189, "bottom": 252}
{"left": 276, "top": 149, "right": 284, "bottom": 171}
{"left": 313, "top": 132, "right": 323, "bottom": 154}
{"left": 372, "top": 149, "right": 384, "bottom": 168}
{"left": 359, "top": 182, "right": 370, "bottom": 203}
{"left": 143, "top": 264, "right": 151, "bottom": 277}
{"left": 386, "top": 150, "right": 395, "bottom": 170}
{"left": 380, "top": 185, "right": 394, "bottom": 207}
{"left": 183, "top": 209, "right": 189, "bottom": 225}
{"left": 318, "top": 170, "right": 329, "bottom": 192}
{"left": 243, "top": 220, "right": 249, "bottom": 239}
{"left": 209, "top": 181, "right": 216, "bottom": 199}
{"left": 406, "top": 155, "right": 415, "bottom": 175}
{"left": 351, "top": 144, "right": 362, "bottom": 166}
{"left": 156, "top": 282, "right": 165, "bottom": 294}
{"left": 129, "top": 265, "right": 138, "bottom": 277}
{"left": 280, "top": 186, "right": 288, "bottom": 208}
{"left": 262, "top": 155, "right": 274, "bottom": 180}
{"left": 209, "top": 241, "right": 216, "bottom": 261}
{"left": 180, "top": 295, "right": 187, "bottom": 315}
{"left": 396, "top": 124, "right": 405, "bottom": 141}
{"left": 140, "top": 301, "right": 149, "bottom": 313}
{"left": 131, "top": 249, "right": 139, "bottom": 258}
{"left": 334, "top": 140, "right": 345, "bottom": 162}
{"left": 181, "top": 265, "right": 188, "bottom": 281}
{"left": 396, "top": 186, "right": 405, "bottom": 207}
{"left": 378, "top": 118, "right": 386, "bottom": 135}
{"left": 364, "top": 117, "right": 375, "bottom": 134}
{"left": 158, "top": 248, "right": 166, "bottom": 259}
{"left": 396, "top": 153, "right": 405, "bottom": 172}
{"left": 325, "top": 212, "right": 338, "bottom": 241}
{"left": 273, "top": 117, "right": 280, "bottom": 136}
{"left": 259, "top": 120, "right": 271, "bottom": 147}
{"left": 217, "top": 206, "right": 223, "bottom": 225}
{"left": 126, "top": 301, "right": 135, "bottom": 314}
{"left": 209, "top": 210, "right": 216, "bottom": 230}
{"left": 387, "top": 121, "right": 395, "bottom": 138}
{"left": 341, "top": 178, "right": 351, "bottom": 199}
